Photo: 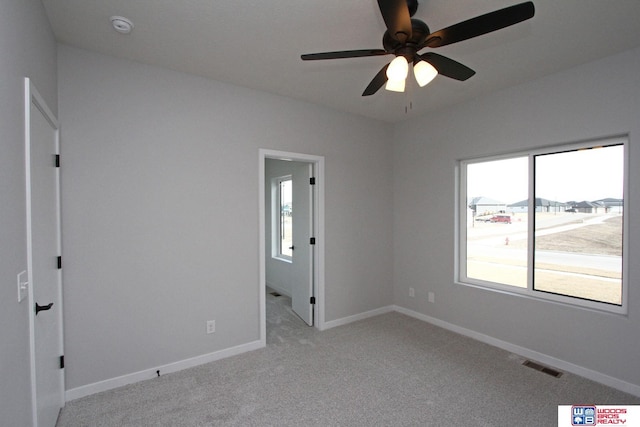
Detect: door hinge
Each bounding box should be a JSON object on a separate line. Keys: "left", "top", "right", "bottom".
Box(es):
{"left": 310, "top": 237, "right": 316, "bottom": 245}
{"left": 310, "top": 296, "right": 316, "bottom": 305}
{"left": 57, "top": 256, "right": 62, "bottom": 269}
{"left": 55, "top": 154, "right": 60, "bottom": 168}
{"left": 59, "top": 355, "right": 65, "bottom": 369}
{"left": 310, "top": 177, "right": 316, "bottom": 185}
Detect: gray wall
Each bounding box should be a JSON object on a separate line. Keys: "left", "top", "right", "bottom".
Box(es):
{"left": 58, "top": 45, "right": 394, "bottom": 391}
{"left": 393, "top": 47, "right": 640, "bottom": 388}
{"left": 0, "top": 0, "right": 57, "bottom": 424}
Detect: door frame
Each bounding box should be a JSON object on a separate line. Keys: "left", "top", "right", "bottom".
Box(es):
{"left": 25, "top": 77, "right": 64, "bottom": 426}
{"left": 259, "top": 149, "right": 325, "bottom": 343}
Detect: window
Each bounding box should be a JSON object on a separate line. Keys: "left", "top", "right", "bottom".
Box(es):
{"left": 273, "top": 176, "right": 293, "bottom": 260}
{"left": 458, "top": 137, "right": 627, "bottom": 312}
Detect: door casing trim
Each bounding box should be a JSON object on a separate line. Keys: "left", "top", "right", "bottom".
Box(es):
{"left": 259, "top": 149, "right": 326, "bottom": 344}
{"left": 25, "top": 77, "right": 64, "bottom": 427}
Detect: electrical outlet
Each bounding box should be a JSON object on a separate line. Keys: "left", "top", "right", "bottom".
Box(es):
{"left": 206, "top": 320, "right": 215, "bottom": 334}
{"left": 428, "top": 292, "right": 435, "bottom": 303}
{"left": 17, "top": 271, "right": 28, "bottom": 303}
{"left": 409, "top": 287, "right": 415, "bottom": 297}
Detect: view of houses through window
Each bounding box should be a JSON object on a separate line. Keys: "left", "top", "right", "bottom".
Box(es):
{"left": 278, "top": 177, "right": 293, "bottom": 259}
{"left": 461, "top": 141, "right": 625, "bottom": 308}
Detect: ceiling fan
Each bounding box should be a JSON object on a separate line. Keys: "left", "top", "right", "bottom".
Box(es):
{"left": 301, "top": 0, "right": 535, "bottom": 96}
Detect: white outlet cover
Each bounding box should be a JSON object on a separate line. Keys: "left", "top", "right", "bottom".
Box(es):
{"left": 206, "top": 320, "right": 215, "bottom": 334}
{"left": 17, "top": 270, "right": 28, "bottom": 303}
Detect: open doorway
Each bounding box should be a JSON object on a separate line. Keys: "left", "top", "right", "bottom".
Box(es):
{"left": 259, "top": 150, "right": 325, "bottom": 345}
{"left": 265, "top": 159, "right": 313, "bottom": 325}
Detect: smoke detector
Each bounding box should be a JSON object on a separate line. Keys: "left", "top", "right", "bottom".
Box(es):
{"left": 110, "top": 16, "right": 134, "bottom": 34}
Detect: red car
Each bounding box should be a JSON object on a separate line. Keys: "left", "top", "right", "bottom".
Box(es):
{"left": 490, "top": 215, "right": 512, "bottom": 224}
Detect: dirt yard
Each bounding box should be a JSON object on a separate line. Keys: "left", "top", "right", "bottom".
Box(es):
{"left": 511, "top": 215, "right": 622, "bottom": 256}
{"left": 467, "top": 214, "right": 623, "bottom": 305}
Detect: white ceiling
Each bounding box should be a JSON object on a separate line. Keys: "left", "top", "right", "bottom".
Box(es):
{"left": 42, "top": 0, "right": 640, "bottom": 123}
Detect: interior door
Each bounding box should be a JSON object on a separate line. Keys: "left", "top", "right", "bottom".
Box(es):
{"left": 25, "top": 78, "right": 64, "bottom": 427}
{"left": 291, "top": 162, "right": 314, "bottom": 325}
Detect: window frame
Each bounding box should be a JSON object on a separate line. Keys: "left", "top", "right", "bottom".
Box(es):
{"left": 456, "top": 136, "right": 629, "bottom": 315}
{"left": 272, "top": 175, "right": 293, "bottom": 262}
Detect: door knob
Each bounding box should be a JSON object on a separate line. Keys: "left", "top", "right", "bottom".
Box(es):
{"left": 289, "top": 246, "right": 295, "bottom": 250}
{"left": 35, "top": 302, "right": 53, "bottom": 315}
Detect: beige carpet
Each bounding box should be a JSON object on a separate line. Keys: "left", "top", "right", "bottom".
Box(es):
{"left": 56, "top": 292, "right": 639, "bottom": 426}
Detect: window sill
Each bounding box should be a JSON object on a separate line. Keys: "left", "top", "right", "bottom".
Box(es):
{"left": 455, "top": 279, "right": 627, "bottom": 317}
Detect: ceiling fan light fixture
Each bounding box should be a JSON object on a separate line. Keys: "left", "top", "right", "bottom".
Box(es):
{"left": 414, "top": 60, "right": 438, "bottom": 87}
{"left": 386, "top": 56, "right": 409, "bottom": 81}
{"left": 385, "top": 78, "right": 405, "bottom": 92}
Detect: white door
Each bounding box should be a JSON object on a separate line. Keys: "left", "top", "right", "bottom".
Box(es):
{"left": 291, "top": 162, "right": 314, "bottom": 325}
{"left": 25, "top": 78, "right": 64, "bottom": 427}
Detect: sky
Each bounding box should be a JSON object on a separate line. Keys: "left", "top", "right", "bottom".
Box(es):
{"left": 280, "top": 179, "right": 292, "bottom": 204}
{"left": 466, "top": 144, "right": 624, "bottom": 204}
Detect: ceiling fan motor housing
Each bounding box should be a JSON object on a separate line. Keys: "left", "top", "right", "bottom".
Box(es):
{"left": 383, "top": 19, "right": 430, "bottom": 60}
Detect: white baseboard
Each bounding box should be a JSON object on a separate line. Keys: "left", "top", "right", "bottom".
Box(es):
{"left": 65, "top": 305, "right": 640, "bottom": 402}
{"left": 393, "top": 305, "right": 640, "bottom": 398}
{"left": 66, "top": 305, "right": 395, "bottom": 401}
{"left": 321, "top": 305, "right": 395, "bottom": 331}
{"left": 65, "top": 340, "right": 264, "bottom": 402}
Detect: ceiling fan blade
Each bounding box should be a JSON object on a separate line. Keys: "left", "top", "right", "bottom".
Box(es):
{"left": 301, "top": 49, "right": 389, "bottom": 60}
{"left": 362, "top": 63, "right": 390, "bottom": 96}
{"left": 377, "top": 0, "right": 412, "bottom": 42}
{"left": 419, "top": 53, "right": 475, "bottom": 81}
{"left": 424, "top": 1, "right": 535, "bottom": 48}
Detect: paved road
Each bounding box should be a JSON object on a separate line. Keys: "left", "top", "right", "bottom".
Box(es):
{"left": 469, "top": 245, "right": 621, "bottom": 273}
{"left": 467, "top": 213, "right": 622, "bottom": 273}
